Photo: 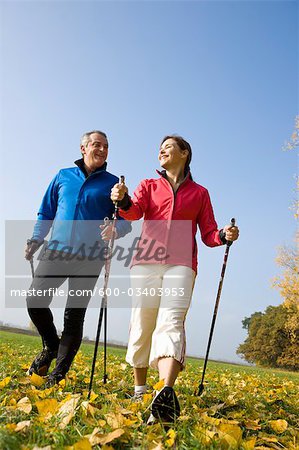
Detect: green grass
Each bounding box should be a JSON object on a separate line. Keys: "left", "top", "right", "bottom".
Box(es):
{"left": 2, "top": 330, "right": 298, "bottom": 380}
{"left": 0, "top": 330, "right": 298, "bottom": 450}
{"left": 187, "top": 355, "right": 299, "bottom": 382}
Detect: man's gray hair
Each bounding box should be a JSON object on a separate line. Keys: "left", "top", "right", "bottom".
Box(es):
{"left": 80, "top": 130, "right": 108, "bottom": 148}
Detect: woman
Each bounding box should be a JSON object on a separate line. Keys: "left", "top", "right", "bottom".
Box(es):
{"left": 111, "top": 135, "right": 239, "bottom": 423}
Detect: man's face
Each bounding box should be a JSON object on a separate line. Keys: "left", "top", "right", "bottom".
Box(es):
{"left": 81, "top": 133, "right": 108, "bottom": 170}
{"left": 158, "top": 138, "right": 187, "bottom": 170}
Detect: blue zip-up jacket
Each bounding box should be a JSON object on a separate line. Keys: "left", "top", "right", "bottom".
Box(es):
{"left": 32, "top": 159, "right": 131, "bottom": 254}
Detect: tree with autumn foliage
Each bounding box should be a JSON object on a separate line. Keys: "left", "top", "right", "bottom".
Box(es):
{"left": 272, "top": 243, "right": 299, "bottom": 369}
{"left": 283, "top": 114, "right": 299, "bottom": 219}
{"left": 237, "top": 305, "right": 298, "bottom": 370}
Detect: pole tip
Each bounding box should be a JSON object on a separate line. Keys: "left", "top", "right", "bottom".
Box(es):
{"left": 196, "top": 384, "right": 204, "bottom": 396}
{"left": 120, "top": 175, "right": 125, "bottom": 184}
{"left": 230, "top": 218, "right": 236, "bottom": 226}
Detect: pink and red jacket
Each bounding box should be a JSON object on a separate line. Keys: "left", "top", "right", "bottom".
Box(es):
{"left": 119, "top": 171, "right": 224, "bottom": 273}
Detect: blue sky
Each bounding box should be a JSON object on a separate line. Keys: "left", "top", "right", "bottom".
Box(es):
{"left": 1, "top": 0, "right": 297, "bottom": 363}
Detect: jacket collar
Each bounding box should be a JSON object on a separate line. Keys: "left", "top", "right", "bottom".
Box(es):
{"left": 75, "top": 158, "right": 107, "bottom": 178}
{"left": 156, "top": 169, "right": 191, "bottom": 183}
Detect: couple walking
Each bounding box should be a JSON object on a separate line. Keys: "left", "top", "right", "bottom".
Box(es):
{"left": 25, "top": 130, "right": 239, "bottom": 423}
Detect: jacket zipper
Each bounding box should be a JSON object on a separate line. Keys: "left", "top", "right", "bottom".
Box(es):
{"left": 69, "top": 170, "right": 103, "bottom": 249}
{"left": 163, "top": 177, "right": 186, "bottom": 264}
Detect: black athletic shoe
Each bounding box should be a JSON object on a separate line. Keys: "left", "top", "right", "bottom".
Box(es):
{"left": 28, "top": 347, "right": 58, "bottom": 377}
{"left": 151, "top": 386, "right": 180, "bottom": 423}
{"left": 44, "top": 372, "right": 65, "bottom": 389}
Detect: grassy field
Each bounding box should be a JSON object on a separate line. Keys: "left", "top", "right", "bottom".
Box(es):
{"left": 0, "top": 330, "right": 298, "bottom": 449}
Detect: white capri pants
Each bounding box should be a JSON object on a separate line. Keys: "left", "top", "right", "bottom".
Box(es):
{"left": 126, "top": 264, "right": 196, "bottom": 370}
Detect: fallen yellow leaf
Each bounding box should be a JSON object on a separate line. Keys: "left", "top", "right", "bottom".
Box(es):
{"left": 89, "top": 428, "right": 125, "bottom": 446}
{"left": 165, "top": 428, "right": 176, "bottom": 447}
{"left": 16, "top": 396, "right": 32, "bottom": 414}
{"left": 242, "top": 437, "right": 257, "bottom": 450}
{"left": 178, "top": 415, "right": 190, "bottom": 421}
{"left": 73, "top": 438, "right": 92, "bottom": 450}
{"left": 119, "top": 408, "right": 134, "bottom": 415}
{"left": 81, "top": 401, "right": 99, "bottom": 417}
{"left": 0, "top": 376, "right": 11, "bottom": 388}
{"left": 204, "top": 429, "right": 217, "bottom": 444}
{"left": 18, "top": 377, "right": 31, "bottom": 385}
{"left": 254, "top": 447, "right": 272, "bottom": 450}
{"left": 269, "top": 419, "right": 288, "bottom": 434}
{"left": 218, "top": 423, "right": 243, "bottom": 449}
{"left": 201, "top": 413, "right": 221, "bottom": 426}
{"left": 57, "top": 394, "right": 80, "bottom": 429}
{"left": 36, "top": 398, "right": 58, "bottom": 419}
{"left": 15, "top": 420, "right": 31, "bottom": 432}
{"left": 146, "top": 426, "right": 164, "bottom": 444}
{"left": 153, "top": 379, "right": 165, "bottom": 391}
{"left": 124, "top": 417, "right": 139, "bottom": 427}
{"left": 106, "top": 412, "right": 126, "bottom": 429}
{"left": 58, "top": 378, "right": 66, "bottom": 388}
{"left": 30, "top": 373, "right": 45, "bottom": 387}
{"left": 142, "top": 393, "right": 153, "bottom": 403}
{"left": 209, "top": 402, "right": 226, "bottom": 414}
{"left": 244, "top": 419, "right": 261, "bottom": 430}
{"left": 34, "top": 386, "right": 55, "bottom": 399}
{"left": 6, "top": 423, "right": 17, "bottom": 432}
{"left": 195, "top": 426, "right": 216, "bottom": 445}
{"left": 260, "top": 436, "right": 279, "bottom": 443}
{"left": 150, "top": 443, "right": 164, "bottom": 450}
{"left": 87, "top": 391, "right": 98, "bottom": 403}
{"left": 1, "top": 396, "right": 8, "bottom": 407}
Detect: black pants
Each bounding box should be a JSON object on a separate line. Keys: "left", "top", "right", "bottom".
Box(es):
{"left": 26, "top": 250, "right": 104, "bottom": 374}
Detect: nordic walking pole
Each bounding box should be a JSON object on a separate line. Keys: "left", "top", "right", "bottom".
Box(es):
{"left": 196, "top": 218, "right": 236, "bottom": 396}
{"left": 102, "top": 216, "right": 110, "bottom": 385}
{"left": 88, "top": 176, "right": 125, "bottom": 399}
{"left": 26, "top": 239, "right": 44, "bottom": 278}
{"left": 103, "top": 296, "right": 108, "bottom": 384}
{"left": 26, "top": 240, "right": 35, "bottom": 278}
{"left": 29, "top": 259, "right": 35, "bottom": 278}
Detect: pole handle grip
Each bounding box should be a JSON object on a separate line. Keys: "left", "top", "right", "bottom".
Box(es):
{"left": 113, "top": 176, "right": 125, "bottom": 209}
{"left": 227, "top": 218, "right": 236, "bottom": 247}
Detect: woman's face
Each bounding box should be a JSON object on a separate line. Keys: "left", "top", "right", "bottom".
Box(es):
{"left": 158, "top": 138, "right": 188, "bottom": 170}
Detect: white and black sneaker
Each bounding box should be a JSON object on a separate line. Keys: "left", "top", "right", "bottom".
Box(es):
{"left": 130, "top": 391, "right": 145, "bottom": 402}
{"left": 151, "top": 386, "right": 180, "bottom": 423}
{"left": 146, "top": 413, "right": 157, "bottom": 425}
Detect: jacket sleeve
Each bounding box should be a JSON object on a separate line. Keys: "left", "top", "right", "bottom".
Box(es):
{"left": 118, "top": 180, "right": 149, "bottom": 221}
{"left": 197, "top": 189, "right": 223, "bottom": 247}
{"left": 31, "top": 172, "right": 60, "bottom": 241}
{"left": 115, "top": 216, "right": 132, "bottom": 238}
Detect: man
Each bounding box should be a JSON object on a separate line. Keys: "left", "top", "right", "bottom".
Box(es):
{"left": 25, "top": 130, "right": 131, "bottom": 387}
